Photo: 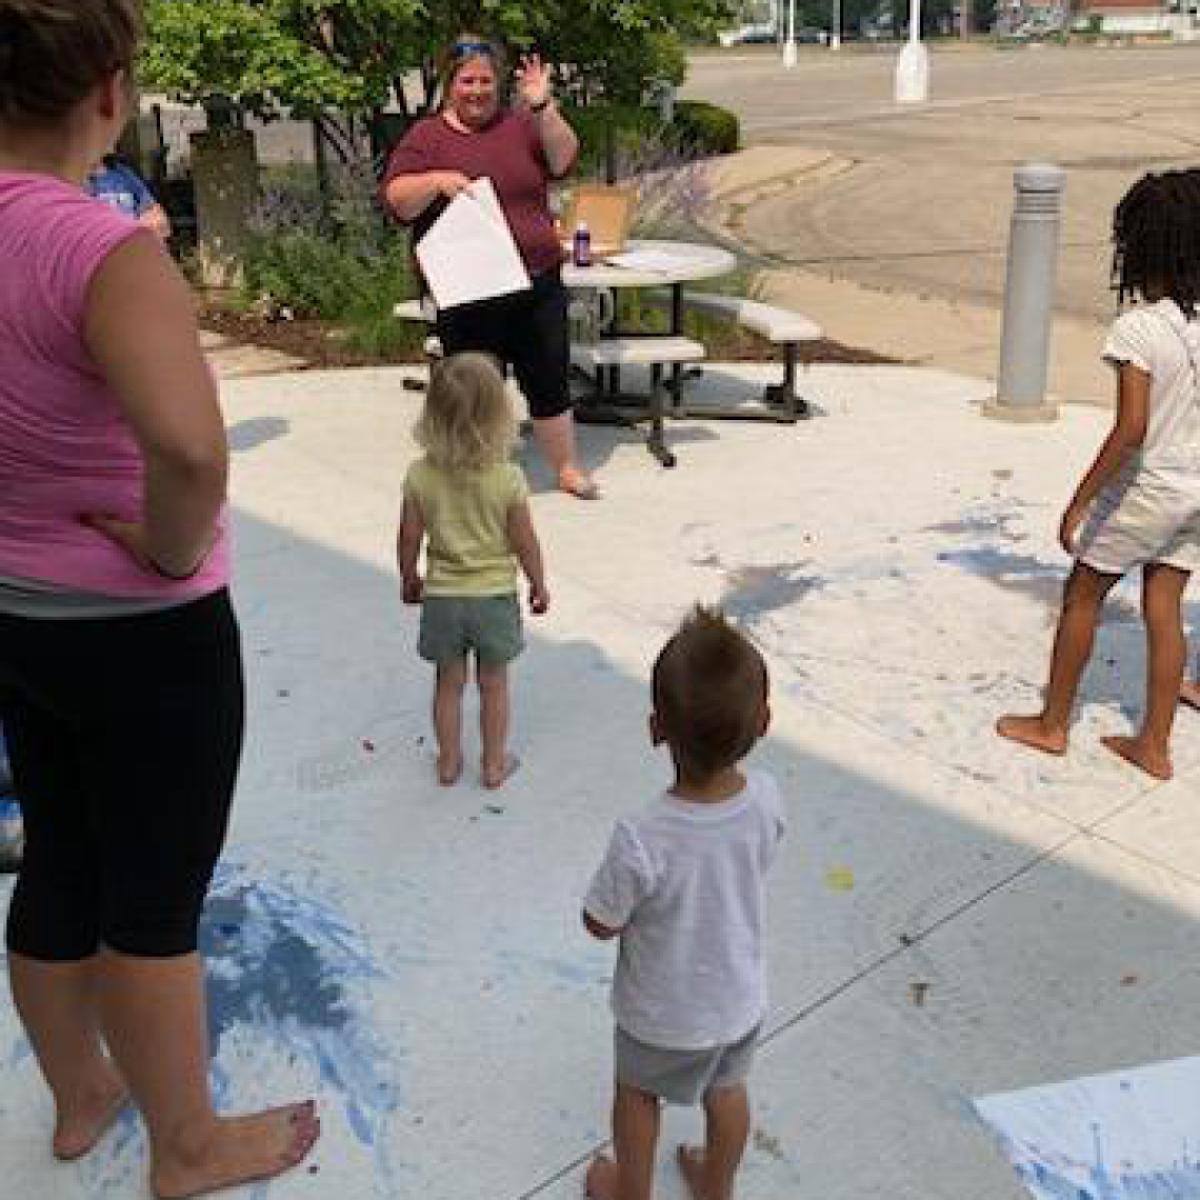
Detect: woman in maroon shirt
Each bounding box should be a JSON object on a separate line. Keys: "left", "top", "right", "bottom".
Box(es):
{"left": 383, "top": 36, "right": 597, "bottom": 499}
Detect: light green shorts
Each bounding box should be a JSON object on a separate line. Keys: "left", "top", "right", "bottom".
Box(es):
{"left": 418, "top": 594, "right": 523, "bottom": 666}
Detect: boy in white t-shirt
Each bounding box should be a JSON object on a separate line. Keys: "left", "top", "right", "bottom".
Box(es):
{"left": 582, "top": 607, "right": 785, "bottom": 1200}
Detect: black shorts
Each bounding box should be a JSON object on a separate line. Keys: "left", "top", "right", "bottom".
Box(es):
{"left": 436, "top": 267, "right": 573, "bottom": 421}
{"left": 0, "top": 590, "right": 244, "bottom": 960}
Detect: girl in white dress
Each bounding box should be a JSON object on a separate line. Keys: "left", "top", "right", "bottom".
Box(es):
{"left": 998, "top": 170, "right": 1200, "bottom": 779}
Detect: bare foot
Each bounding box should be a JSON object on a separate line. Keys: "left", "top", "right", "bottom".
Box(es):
{"left": 482, "top": 754, "right": 520, "bottom": 790}
{"left": 558, "top": 467, "right": 598, "bottom": 500}
{"left": 995, "top": 713, "right": 1068, "bottom": 757}
{"left": 1180, "top": 680, "right": 1200, "bottom": 711}
{"left": 436, "top": 753, "right": 462, "bottom": 786}
{"left": 677, "top": 1144, "right": 711, "bottom": 1200}
{"left": 584, "top": 1154, "right": 619, "bottom": 1200}
{"left": 53, "top": 1069, "right": 129, "bottom": 1161}
{"left": 151, "top": 1102, "right": 320, "bottom": 1200}
{"left": 1101, "top": 735, "right": 1172, "bottom": 781}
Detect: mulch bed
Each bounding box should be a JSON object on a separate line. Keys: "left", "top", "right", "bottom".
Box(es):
{"left": 200, "top": 305, "right": 398, "bottom": 371}
{"left": 199, "top": 301, "right": 898, "bottom": 371}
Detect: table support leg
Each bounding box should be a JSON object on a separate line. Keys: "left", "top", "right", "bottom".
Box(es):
{"left": 647, "top": 364, "right": 677, "bottom": 468}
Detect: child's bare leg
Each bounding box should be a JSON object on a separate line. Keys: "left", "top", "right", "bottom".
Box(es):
{"left": 1179, "top": 639, "right": 1200, "bottom": 710}
{"left": 433, "top": 659, "right": 467, "bottom": 785}
{"left": 1103, "top": 562, "right": 1189, "bottom": 780}
{"left": 997, "top": 562, "right": 1119, "bottom": 754}
{"left": 586, "top": 1083, "right": 660, "bottom": 1200}
{"left": 677, "top": 1083, "right": 750, "bottom": 1200}
{"left": 477, "top": 662, "right": 517, "bottom": 788}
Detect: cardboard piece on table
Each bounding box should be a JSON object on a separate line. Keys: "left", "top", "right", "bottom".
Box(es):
{"left": 415, "top": 177, "right": 530, "bottom": 311}
{"left": 560, "top": 184, "right": 636, "bottom": 257}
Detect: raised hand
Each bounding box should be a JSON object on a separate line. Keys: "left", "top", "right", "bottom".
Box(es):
{"left": 514, "top": 53, "right": 552, "bottom": 109}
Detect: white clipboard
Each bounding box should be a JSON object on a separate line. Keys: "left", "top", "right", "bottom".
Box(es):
{"left": 415, "top": 178, "right": 531, "bottom": 311}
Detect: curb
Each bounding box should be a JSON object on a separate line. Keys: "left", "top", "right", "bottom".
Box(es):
{"left": 701, "top": 152, "right": 855, "bottom": 251}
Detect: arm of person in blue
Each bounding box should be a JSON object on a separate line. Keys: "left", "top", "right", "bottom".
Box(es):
{"left": 86, "top": 155, "right": 172, "bottom": 242}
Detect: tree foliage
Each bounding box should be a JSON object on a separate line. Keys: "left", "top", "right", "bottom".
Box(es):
{"left": 142, "top": 0, "right": 739, "bottom": 123}
{"left": 143, "top": 1, "right": 422, "bottom": 115}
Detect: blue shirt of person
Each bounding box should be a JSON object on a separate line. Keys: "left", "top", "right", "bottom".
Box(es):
{"left": 86, "top": 159, "right": 156, "bottom": 219}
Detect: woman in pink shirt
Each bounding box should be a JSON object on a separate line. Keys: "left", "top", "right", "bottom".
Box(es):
{"left": 382, "top": 34, "right": 598, "bottom": 499}
{"left": 0, "top": 2, "right": 317, "bottom": 1194}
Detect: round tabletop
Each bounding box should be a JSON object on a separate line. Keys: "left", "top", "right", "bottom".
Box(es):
{"left": 561, "top": 239, "right": 737, "bottom": 290}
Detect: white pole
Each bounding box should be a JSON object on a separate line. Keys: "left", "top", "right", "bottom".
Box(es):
{"left": 783, "top": 0, "right": 797, "bottom": 67}
{"left": 893, "top": 0, "right": 929, "bottom": 103}
{"left": 832, "top": 0, "right": 842, "bottom": 47}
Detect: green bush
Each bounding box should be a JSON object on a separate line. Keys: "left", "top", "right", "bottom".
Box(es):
{"left": 566, "top": 104, "right": 664, "bottom": 177}
{"left": 565, "top": 99, "right": 739, "bottom": 176}
{"left": 671, "top": 101, "right": 739, "bottom": 156}
{"left": 343, "top": 292, "right": 427, "bottom": 358}
{"left": 239, "top": 162, "right": 424, "bottom": 359}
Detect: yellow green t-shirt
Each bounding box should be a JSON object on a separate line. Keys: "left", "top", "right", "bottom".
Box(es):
{"left": 404, "top": 457, "right": 529, "bottom": 596}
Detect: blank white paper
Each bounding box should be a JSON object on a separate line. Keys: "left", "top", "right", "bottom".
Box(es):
{"left": 415, "top": 177, "right": 530, "bottom": 311}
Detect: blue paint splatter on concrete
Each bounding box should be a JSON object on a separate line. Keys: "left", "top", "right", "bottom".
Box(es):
{"left": 199, "top": 866, "right": 403, "bottom": 1152}
{"left": 721, "top": 562, "right": 825, "bottom": 622}
{"left": 937, "top": 547, "right": 1058, "bottom": 579}
{"left": 59, "top": 867, "right": 405, "bottom": 1197}
{"left": 994, "top": 1123, "right": 1200, "bottom": 1199}
{"left": 939, "top": 547, "right": 1147, "bottom": 624}
{"left": 925, "top": 509, "right": 1027, "bottom": 541}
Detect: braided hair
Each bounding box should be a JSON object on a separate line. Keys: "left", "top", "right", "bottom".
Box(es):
{"left": 1111, "top": 168, "right": 1200, "bottom": 321}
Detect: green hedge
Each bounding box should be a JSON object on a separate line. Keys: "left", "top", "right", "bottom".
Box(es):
{"left": 672, "top": 101, "right": 739, "bottom": 156}
{"left": 565, "top": 100, "right": 739, "bottom": 176}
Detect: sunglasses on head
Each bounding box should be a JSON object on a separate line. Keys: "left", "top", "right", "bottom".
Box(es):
{"left": 452, "top": 41, "right": 495, "bottom": 59}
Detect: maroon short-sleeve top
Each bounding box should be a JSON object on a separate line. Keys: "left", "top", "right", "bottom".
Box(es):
{"left": 382, "top": 109, "right": 571, "bottom": 276}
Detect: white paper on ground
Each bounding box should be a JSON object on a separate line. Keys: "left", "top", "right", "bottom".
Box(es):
{"left": 974, "top": 1055, "right": 1200, "bottom": 1199}
{"left": 603, "top": 248, "right": 694, "bottom": 274}
{"left": 415, "top": 177, "right": 530, "bottom": 310}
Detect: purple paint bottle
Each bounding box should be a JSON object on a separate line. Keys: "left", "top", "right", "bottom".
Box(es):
{"left": 572, "top": 221, "right": 592, "bottom": 268}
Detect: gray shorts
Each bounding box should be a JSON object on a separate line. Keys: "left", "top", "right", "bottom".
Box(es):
{"left": 418, "top": 594, "right": 523, "bottom": 665}
{"left": 614, "top": 1023, "right": 760, "bottom": 1106}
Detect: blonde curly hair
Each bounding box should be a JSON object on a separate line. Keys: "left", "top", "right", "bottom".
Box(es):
{"left": 415, "top": 352, "right": 516, "bottom": 473}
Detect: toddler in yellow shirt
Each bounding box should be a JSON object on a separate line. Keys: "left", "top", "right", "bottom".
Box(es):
{"left": 398, "top": 353, "right": 549, "bottom": 787}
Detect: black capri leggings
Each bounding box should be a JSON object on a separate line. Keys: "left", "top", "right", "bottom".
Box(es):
{"left": 0, "top": 589, "right": 243, "bottom": 961}
{"left": 437, "top": 267, "right": 573, "bottom": 421}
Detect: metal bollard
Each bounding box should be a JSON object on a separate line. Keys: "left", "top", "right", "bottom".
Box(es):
{"left": 985, "top": 162, "right": 1066, "bottom": 423}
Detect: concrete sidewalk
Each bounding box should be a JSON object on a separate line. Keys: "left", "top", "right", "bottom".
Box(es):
{"left": 3, "top": 358, "right": 1199, "bottom": 1199}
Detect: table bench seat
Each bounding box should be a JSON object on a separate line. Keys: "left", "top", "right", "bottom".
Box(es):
{"left": 570, "top": 335, "right": 706, "bottom": 371}
{"left": 570, "top": 337, "right": 707, "bottom": 470}
{"left": 392, "top": 298, "right": 434, "bottom": 324}
{"left": 684, "top": 294, "right": 821, "bottom": 420}
{"left": 686, "top": 294, "right": 823, "bottom": 345}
